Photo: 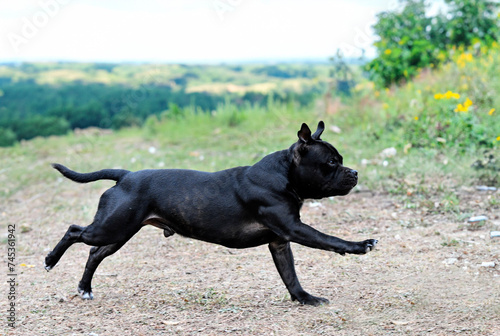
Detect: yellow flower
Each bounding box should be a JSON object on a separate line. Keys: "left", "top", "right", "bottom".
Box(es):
{"left": 497, "top": 136, "right": 500, "bottom": 141}
{"left": 444, "top": 91, "right": 460, "bottom": 99}
{"left": 456, "top": 52, "right": 474, "bottom": 68}
{"left": 488, "top": 108, "right": 495, "bottom": 115}
{"left": 384, "top": 49, "right": 392, "bottom": 55}
{"left": 435, "top": 91, "right": 460, "bottom": 100}
{"left": 374, "top": 90, "right": 380, "bottom": 97}
{"left": 382, "top": 103, "right": 389, "bottom": 109}
{"left": 454, "top": 98, "right": 472, "bottom": 112}
{"left": 414, "top": 116, "right": 419, "bottom": 121}
{"left": 454, "top": 104, "right": 468, "bottom": 113}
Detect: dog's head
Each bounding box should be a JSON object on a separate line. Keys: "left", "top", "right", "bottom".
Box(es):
{"left": 289, "top": 121, "right": 358, "bottom": 199}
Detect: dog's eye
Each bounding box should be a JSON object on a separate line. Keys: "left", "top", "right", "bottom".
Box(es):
{"left": 328, "top": 159, "right": 336, "bottom": 166}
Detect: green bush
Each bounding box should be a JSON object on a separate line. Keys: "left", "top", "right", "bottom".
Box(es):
{"left": 402, "top": 96, "right": 494, "bottom": 150}
{"left": 368, "top": 46, "right": 500, "bottom": 153}
{"left": 111, "top": 113, "right": 141, "bottom": 130}
{"left": 12, "top": 116, "right": 70, "bottom": 140}
{"left": 445, "top": 0, "right": 500, "bottom": 48}
{"left": 366, "top": 0, "right": 500, "bottom": 87}
{"left": 0, "top": 128, "right": 17, "bottom": 147}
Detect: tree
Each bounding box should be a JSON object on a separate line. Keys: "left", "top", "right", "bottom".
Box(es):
{"left": 445, "top": 0, "right": 500, "bottom": 47}
{"left": 366, "top": 0, "right": 500, "bottom": 87}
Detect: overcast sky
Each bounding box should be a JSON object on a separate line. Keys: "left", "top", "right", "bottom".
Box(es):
{"left": 0, "top": 0, "right": 445, "bottom": 63}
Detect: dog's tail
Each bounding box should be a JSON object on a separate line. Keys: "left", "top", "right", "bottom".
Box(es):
{"left": 52, "top": 163, "right": 130, "bottom": 183}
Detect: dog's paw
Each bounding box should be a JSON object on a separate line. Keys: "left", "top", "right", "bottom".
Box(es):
{"left": 44, "top": 254, "right": 56, "bottom": 271}
{"left": 362, "top": 239, "right": 378, "bottom": 253}
{"left": 78, "top": 286, "right": 94, "bottom": 300}
{"left": 347, "top": 239, "right": 378, "bottom": 255}
{"left": 292, "top": 292, "right": 330, "bottom": 306}
{"left": 43, "top": 261, "right": 53, "bottom": 272}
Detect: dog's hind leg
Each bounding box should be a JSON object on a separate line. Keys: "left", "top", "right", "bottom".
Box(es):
{"left": 269, "top": 239, "right": 329, "bottom": 306}
{"left": 44, "top": 224, "right": 85, "bottom": 271}
{"left": 43, "top": 222, "right": 127, "bottom": 271}
{"left": 77, "top": 241, "right": 128, "bottom": 300}
{"left": 77, "top": 219, "right": 175, "bottom": 299}
{"left": 45, "top": 188, "right": 147, "bottom": 271}
{"left": 44, "top": 218, "right": 142, "bottom": 272}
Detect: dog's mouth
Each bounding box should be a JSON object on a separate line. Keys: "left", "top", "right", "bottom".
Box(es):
{"left": 341, "top": 169, "right": 358, "bottom": 192}
{"left": 337, "top": 186, "right": 356, "bottom": 196}
{"left": 333, "top": 177, "right": 357, "bottom": 196}
{"left": 348, "top": 177, "right": 358, "bottom": 189}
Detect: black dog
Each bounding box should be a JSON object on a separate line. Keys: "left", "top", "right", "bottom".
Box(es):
{"left": 45, "top": 121, "right": 377, "bottom": 306}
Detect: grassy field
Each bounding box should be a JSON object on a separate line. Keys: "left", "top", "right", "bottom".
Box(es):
{"left": 1, "top": 50, "right": 499, "bottom": 335}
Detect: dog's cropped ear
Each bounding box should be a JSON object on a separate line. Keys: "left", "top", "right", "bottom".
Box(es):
{"left": 297, "top": 123, "right": 312, "bottom": 143}
{"left": 311, "top": 121, "right": 325, "bottom": 140}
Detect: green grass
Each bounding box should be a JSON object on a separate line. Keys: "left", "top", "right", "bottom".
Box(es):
{"left": 0, "top": 99, "right": 494, "bottom": 205}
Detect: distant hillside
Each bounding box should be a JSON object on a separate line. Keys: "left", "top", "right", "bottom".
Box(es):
{"left": 0, "top": 62, "right": 333, "bottom": 146}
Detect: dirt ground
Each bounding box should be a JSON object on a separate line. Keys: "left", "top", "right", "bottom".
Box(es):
{"left": 3, "top": 179, "right": 499, "bottom": 336}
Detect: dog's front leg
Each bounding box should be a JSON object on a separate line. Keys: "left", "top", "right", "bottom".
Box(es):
{"left": 259, "top": 206, "right": 378, "bottom": 255}
{"left": 269, "top": 239, "right": 329, "bottom": 306}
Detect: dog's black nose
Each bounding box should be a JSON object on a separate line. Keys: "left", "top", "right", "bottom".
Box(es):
{"left": 351, "top": 169, "right": 358, "bottom": 177}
